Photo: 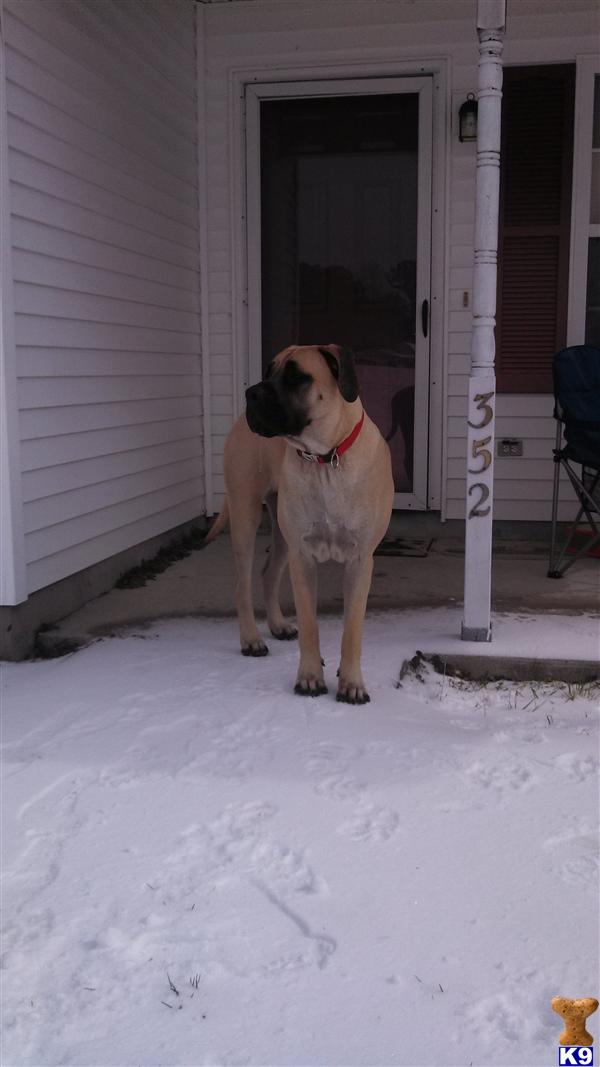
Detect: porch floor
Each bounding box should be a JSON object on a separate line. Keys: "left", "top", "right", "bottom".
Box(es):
{"left": 38, "top": 514, "right": 599, "bottom": 659}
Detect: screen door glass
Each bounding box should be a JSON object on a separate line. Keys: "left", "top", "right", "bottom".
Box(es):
{"left": 260, "top": 92, "right": 421, "bottom": 496}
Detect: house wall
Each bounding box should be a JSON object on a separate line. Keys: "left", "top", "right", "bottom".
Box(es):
{"left": 201, "top": 0, "right": 598, "bottom": 521}
{"left": 1, "top": 0, "right": 203, "bottom": 601}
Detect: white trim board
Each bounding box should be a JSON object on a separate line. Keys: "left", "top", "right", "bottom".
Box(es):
{"left": 568, "top": 54, "right": 600, "bottom": 344}
{"left": 196, "top": 2, "right": 214, "bottom": 517}
{"left": 0, "top": 4, "right": 26, "bottom": 605}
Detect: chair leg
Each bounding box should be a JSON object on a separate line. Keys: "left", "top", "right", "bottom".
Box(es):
{"left": 579, "top": 468, "right": 600, "bottom": 521}
{"left": 549, "top": 463, "right": 600, "bottom": 578}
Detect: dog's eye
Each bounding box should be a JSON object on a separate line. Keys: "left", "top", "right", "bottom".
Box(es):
{"left": 283, "top": 360, "right": 312, "bottom": 390}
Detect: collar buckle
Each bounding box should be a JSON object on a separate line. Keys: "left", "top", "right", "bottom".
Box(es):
{"left": 296, "top": 411, "right": 364, "bottom": 469}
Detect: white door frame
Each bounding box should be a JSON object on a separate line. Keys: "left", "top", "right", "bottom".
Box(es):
{"left": 245, "top": 75, "right": 434, "bottom": 511}
{"left": 567, "top": 54, "right": 600, "bottom": 344}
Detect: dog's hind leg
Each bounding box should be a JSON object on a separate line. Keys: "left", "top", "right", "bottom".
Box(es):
{"left": 262, "top": 493, "right": 297, "bottom": 642}
{"left": 229, "top": 496, "right": 268, "bottom": 657}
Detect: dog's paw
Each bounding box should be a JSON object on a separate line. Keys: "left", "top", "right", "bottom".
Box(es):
{"left": 336, "top": 677, "right": 371, "bottom": 705}
{"left": 270, "top": 624, "right": 298, "bottom": 641}
{"left": 241, "top": 638, "right": 269, "bottom": 657}
{"left": 294, "top": 674, "right": 328, "bottom": 697}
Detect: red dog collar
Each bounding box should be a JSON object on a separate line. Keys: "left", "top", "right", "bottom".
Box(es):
{"left": 297, "top": 411, "right": 365, "bottom": 469}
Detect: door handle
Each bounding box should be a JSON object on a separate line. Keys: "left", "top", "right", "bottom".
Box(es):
{"left": 421, "top": 298, "right": 429, "bottom": 339}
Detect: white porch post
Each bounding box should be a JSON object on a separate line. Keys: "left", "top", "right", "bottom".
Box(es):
{"left": 461, "top": 0, "right": 506, "bottom": 642}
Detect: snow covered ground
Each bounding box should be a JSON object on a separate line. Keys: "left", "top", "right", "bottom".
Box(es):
{"left": 1, "top": 609, "right": 598, "bottom": 1067}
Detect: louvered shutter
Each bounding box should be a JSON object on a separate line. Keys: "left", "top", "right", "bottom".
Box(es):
{"left": 496, "top": 65, "right": 575, "bottom": 393}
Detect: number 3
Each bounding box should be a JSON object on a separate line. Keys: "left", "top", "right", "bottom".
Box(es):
{"left": 468, "top": 391, "right": 494, "bottom": 430}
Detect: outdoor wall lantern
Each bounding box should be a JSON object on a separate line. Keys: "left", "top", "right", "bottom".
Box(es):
{"left": 458, "top": 93, "right": 478, "bottom": 142}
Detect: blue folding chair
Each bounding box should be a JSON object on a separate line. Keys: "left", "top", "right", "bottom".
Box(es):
{"left": 548, "top": 345, "right": 600, "bottom": 578}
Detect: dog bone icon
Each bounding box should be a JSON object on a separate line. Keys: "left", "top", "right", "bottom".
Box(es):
{"left": 551, "top": 996, "right": 599, "bottom": 1046}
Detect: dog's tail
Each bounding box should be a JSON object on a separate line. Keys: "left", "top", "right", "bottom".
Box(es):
{"left": 204, "top": 498, "right": 229, "bottom": 544}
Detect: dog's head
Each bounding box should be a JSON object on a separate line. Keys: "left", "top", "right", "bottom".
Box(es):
{"left": 245, "top": 344, "right": 359, "bottom": 439}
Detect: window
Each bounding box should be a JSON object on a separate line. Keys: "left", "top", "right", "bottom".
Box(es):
{"left": 496, "top": 65, "right": 575, "bottom": 393}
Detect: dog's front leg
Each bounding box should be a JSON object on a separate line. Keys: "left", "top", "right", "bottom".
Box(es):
{"left": 337, "top": 554, "right": 374, "bottom": 704}
{"left": 288, "top": 550, "right": 327, "bottom": 696}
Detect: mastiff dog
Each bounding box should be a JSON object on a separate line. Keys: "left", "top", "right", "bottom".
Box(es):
{"left": 205, "top": 344, "right": 393, "bottom": 704}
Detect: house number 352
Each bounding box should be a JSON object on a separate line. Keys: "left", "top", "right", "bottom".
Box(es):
{"left": 467, "top": 391, "right": 494, "bottom": 519}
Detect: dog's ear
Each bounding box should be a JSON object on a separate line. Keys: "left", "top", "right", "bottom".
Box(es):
{"left": 318, "top": 345, "right": 360, "bottom": 403}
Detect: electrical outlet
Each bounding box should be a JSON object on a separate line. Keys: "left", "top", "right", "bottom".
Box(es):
{"left": 498, "top": 438, "right": 523, "bottom": 457}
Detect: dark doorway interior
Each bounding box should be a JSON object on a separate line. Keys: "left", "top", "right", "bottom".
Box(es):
{"left": 260, "top": 93, "right": 420, "bottom": 493}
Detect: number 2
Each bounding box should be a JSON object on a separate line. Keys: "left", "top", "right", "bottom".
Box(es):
{"left": 468, "top": 482, "right": 490, "bottom": 518}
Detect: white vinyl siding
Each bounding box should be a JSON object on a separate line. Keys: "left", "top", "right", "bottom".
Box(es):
{"left": 203, "top": 0, "right": 597, "bottom": 521}
{"left": 4, "top": 0, "right": 203, "bottom": 595}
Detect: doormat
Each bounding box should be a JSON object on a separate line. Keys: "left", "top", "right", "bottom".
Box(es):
{"left": 375, "top": 537, "right": 433, "bottom": 558}
{"left": 440, "top": 541, "right": 549, "bottom": 558}
{"left": 566, "top": 526, "right": 600, "bottom": 558}
{"left": 492, "top": 542, "right": 550, "bottom": 558}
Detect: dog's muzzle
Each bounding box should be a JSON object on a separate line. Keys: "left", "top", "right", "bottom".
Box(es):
{"left": 245, "top": 382, "right": 307, "bottom": 438}
{"left": 245, "top": 383, "right": 280, "bottom": 437}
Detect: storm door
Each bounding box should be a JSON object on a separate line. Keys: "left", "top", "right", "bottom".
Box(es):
{"left": 246, "top": 78, "right": 433, "bottom": 509}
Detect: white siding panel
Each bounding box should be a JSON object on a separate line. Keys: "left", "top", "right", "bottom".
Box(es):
{"left": 4, "top": 0, "right": 202, "bottom": 595}
{"left": 22, "top": 437, "right": 202, "bottom": 503}
{"left": 20, "top": 397, "right": 200, "bottom": 439}
{"left": 18, "top": 375, "right": 201, "bottom": 408}
{"left": 15, "top": 317, "right": 199, "bottom": 353}
{"left": 7, "top": 86, "right": 197, "bottom": 211}
{"left": 5, "top": 49, "right": 197, "bottom": 186}
{"left": 13, "top": 252, "right": 198, "bottom": 312}
{"left": 24, "top": 458, "right": 201, "bottom": 533}
{"left": 8, "top": 141, "right": 195, "bottom": 245}
{"left": 14, "top": 286, "right": 200, "bottom": 334}
{"left": 12, "top": 219, "right": 198, "bottom": 291}
{"left": 25, "top": 497, "right": 199, "bottom": 593}
{"left": 18, "top": 349, "right": 199, "bottom": 378}
{"left": 4, "top": 12, "right": 194, "bottom": 149}
{"left": 7, "top": 2, "right": 196, "bottom": 138}
{"left": 21, "top": 418, "right": 201, "bottom": 470}
{"left": 11, "top": 188, "right": 198, "bottom": 270}
{"left": 25, "top": 477, "right": 199, "bottom": 562}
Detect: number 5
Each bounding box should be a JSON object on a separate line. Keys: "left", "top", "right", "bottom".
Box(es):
{"left": 469, "top": 436, "right": 492, "bottom": 474}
